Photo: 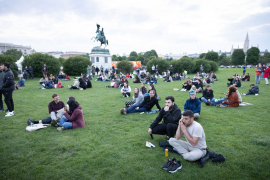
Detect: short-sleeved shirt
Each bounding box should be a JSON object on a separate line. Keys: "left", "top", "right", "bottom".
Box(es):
{"left": 185, "top": 121, "right": 207, "bottom": 149}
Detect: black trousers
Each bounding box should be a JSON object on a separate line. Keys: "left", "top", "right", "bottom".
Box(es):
{"left": 42, "top": 117, "right": 52, "bottom": 124}
{"left": 29, "top": 73, "right": 33, "bottom": 79}
{"left": 0, "top": 90, "right": 3, "bottom": 109}
{"left": 182, "top": 85, "right": 191, "bottom": 90}
{"left": 152, "top": 123, "right": 178, "bottom": 138}
{"left": 3, "top": 90, "right": 14, "bottom": 112}
{"left": 122, "top": 92, "right": 131, "bottom": 97}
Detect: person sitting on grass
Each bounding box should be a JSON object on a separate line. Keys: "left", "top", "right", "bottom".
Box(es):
{"left": 27, "top": 94, "right": 66, "bottom": 126}
{"left": 140, "top": 82, "right": 147, "bottom": 95}
{"left": 241, "top": 84, "right": 259, "bottom": 96}
{"left": 181, "top": 77, "right": 192, "bottom": 91}
{"left": 121, "top": 90, "right": 161, "bottom": 114}
{"left": 240, "top": 74, "right": 245, "bottom": 81}
{"left": 169, "top": 110, "right": 207, "bottom": 163}
{"left": 109, "top": 73, "right": 115, "bottom": 80}
{"left": 244, "top": 73, "right": 250, "bottom": 81}
{"left": 39, "top": 76, "right": 48, "bottom": 85}
{"left": 192, "top": 79, "right": 203, "bottom": 93}
{"left": 150, "top": 74, "right": 158, "bottom": 84}
{"left": 121, "top": 82, "right": 131, "bottom": 97}
{"left": 125, "top": 87, "right": 144, "bottom": 108}
{"left": 133, "top": 75, "right": 141, "bottom": 83}
{"left": 227, "top": 75, "right": 235, "bottom": 86}
{"left": 101, "top": 74, "right": 109, "bottom": 82}
{"left": 148, "top": 96, "right": 181, "bottom": 140}
{"left": 78, "top": 78, "right": 87, "bottom": 90}
{"left": 201, "top": 85, "right": 215, "bottom": 104}
{"left": 17, "top": 77, "right": 25, "bottom": 87}
{"left": 233, "top": 77, "right": 241, "bottom": 87}
{"left": 57, "top": 99, "right": 85, "bottom": 131}
{"left": 164, "top": 74, "right": 173, "bottom": 82}
{"left": 172, "top": 73, "right": 181, "bottom": 81}
{"left": 211, "top": 86, "right": 239, "bottom": 107}
{"left": 147, "top": 84, "right": 158, "bottom": 97}
{"left": 41, "top": 78, "right": 53, "bottom": 89}
{"left": 68, "top": 77, "right": 79, "bottom": 89}
{"left": 140, "top": 72, "right": 146, "bottom": 79}
{"left": 145, "top": 75, "right": 151, "bottom": 84}
{"left": 211, "top": 73, "right": 217, "bottom": 81}
{"left": 184, "top": 90, "right": 201, "bottom": 119}
{"left": 105, "top": 79, "right": 116, "bottom": 88}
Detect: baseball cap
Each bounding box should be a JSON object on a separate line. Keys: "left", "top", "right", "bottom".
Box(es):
{"left": 189, "top": 90, "right": 196, "bottom": 95}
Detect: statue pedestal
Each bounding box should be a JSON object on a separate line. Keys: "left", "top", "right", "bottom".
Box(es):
{"left": 89, "top": 46, "right": 112, "bottom": 70}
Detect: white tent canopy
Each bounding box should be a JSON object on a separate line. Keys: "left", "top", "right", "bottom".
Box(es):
{"left": 16, "top": 55, "right": 24, "bottom": 70}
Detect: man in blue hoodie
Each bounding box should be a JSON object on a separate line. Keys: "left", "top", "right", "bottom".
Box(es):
{"left": 184, "top": 90, "right": 201, "bottom": 119}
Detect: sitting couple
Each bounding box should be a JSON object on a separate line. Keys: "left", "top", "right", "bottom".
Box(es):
{"left": 27, "top": 94, "right": 85, "bottom": 131}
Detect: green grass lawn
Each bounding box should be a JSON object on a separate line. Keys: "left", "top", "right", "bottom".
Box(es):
{"left": 0, "top": 68, "right": 270, "bottom": 179}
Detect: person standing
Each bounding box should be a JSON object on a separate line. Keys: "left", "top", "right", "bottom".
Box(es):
{"left": 42, "top": 64, "right": 48, "bottom": 77}
{"left": 0, "top": 64, "right": 5, "bottom": 111}
{"left": 263, "top": 65, "right": 270, "bottom": 85}
{"left": 28, "top": 65, "right": 34, "bottom": 79}
{"left": 262, "top": 65, "right": 266, "bottom": 79}
{"left": 100, "top": 65, "right": 104, "bottom": 74}
{"left": 169, "top": 65, "right": 173, "bottom": 77}
{"left": 91, "top": 65, "right": 95, "bottom": 78}
{"left": 255, "top": 64, "right": 262, "bottom": 84}
{"left": 95, "top": 66, "right": 99, "bottom": 76}
{"left": 2, "top": 63, "right": 15, "bottom": 117}
{"left": 148, "top": 96, "right": 181, "bottom": 139}
{"left": 152, "top": 65, "right": 155, "bottom": 75}
{"left": 242, "top": 65, "right": 246, "bottom": 75}
{"left": 23, "top": 66, "right": 28, "bottom": 80}
{"left": 87, "top": 65, "right": 91, "bottom": 75}
{"left": 200, "top": 65, "right": 204, "bottom": 73}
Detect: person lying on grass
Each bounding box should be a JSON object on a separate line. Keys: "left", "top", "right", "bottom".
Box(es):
{"left": 148, "top": 96, "right": 181, "bottom": 140}
{"left": 120, "top": 90, "right": 161, "bottom": 114}
{"left": 184, "top": 90, "right": 201, "bottom": 119}
{"left": 169, "top": 110, "right": 207, "bottom": 162}
{"left": 27, "top": 94, "right": 66, "bottom": 126}
{"left": 57, "top": 99, "right": 85, "bottom": 131}
{"left": 125, "top": 87, "right": 144, "bottom": 108}
{"left": 241, "top": 84, "right": 259, "bottom": 96}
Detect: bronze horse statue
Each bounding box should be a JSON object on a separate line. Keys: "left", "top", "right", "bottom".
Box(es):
{"left": 91, "top": 24, "right": 109, "bottom": 48}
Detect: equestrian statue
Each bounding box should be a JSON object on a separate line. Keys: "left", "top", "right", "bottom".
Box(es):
{"left": 91, "top": 24, "right": 109, "bottom": 48}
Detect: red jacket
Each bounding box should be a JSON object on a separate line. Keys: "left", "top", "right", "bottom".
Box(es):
{"left": 64, "top": 106, "right": 85, "bottom": 129}
{"left": 263, "top": 68, "right": 270, "bottom": 78}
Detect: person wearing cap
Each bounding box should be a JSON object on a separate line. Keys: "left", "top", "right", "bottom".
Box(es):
{"left": 2, "top": 63, "right": 15, "bottom": 117}
{"left": 184, "top": 90, "right": 201, "bottom": 119}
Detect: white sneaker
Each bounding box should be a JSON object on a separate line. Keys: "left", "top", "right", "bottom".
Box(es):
{"left": 80, "top": 88, "right": 83, "bottom": 90}
{"left": 255, "top": 94, "right": 259, "bottom": 96}
{"left": 5, "top": 112, "right": 14, "bottom": 117}
{"left": 41, "top": 87, "right": 46, "bottom": 89}
{"left": 126, "top": 95, "right": 129, "bottom": 97}
{"left": 184, "top": 89, "right": 187, "bottom": 91}
{"left": 57, "top": 127, "right": 64, "bottom": 131}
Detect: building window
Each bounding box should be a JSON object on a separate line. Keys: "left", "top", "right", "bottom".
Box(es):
{"left": 96, "top": 57, "right": 99, "bottom": 62}
{"left": 91, "top": 57, "right": 95, "bottom": 63}
{"left": 105, "top": 57, "right": 108, "bottom": 63}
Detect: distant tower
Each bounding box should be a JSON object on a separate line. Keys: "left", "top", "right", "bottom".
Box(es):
{"left": 243, "top": 33, "right": 249, "bottom": 53}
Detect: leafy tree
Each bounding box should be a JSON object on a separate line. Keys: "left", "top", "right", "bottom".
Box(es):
{"left": 80, "top": 53, "right": 90, "bottom": 59}
{"left": 136, "top": 55, "right": 145, "bottom": 64}
{"left": 208, "top": 61, "right": 219, "bottom": 72}
{"left": 146, "top": 59, "right": 169, "bottom": 74}
{"left": 128, "top": 56, "right": 136, "bottom": 61}
{"left": 193, "top": 59, "right": 211, "bottom": 73}
{"left": 178, "top": 57, "right": 195, "bottom": 74}
{"left": 116, "top": 56, "right": 123, "bottom": 61}
{"left": 116, "top": 60, "right": 133, "bottom": 74}
{"left": 261, "top": 52, "right": 270, "bottom": 64}
{"left": 231, "top": 49, "right": 245, "bottom": 65}
{"left": 205, "top": 51, "right": 219, "bottom": 63}
{"left": 122, "top": 56, "right": 127, "bottom": 60}
{"left": 149, "top": 56, "right": 156, "bottom": 60}
{"left": 190, "top": 57, "right": 198, "bottom": 60}
{"left": 220, "top": 57, "right": 231, "bottom": 66}
{"left": 0, "top": 54, "right": 18, "bottom": 77}
{"left": 199, "top": 53, "right": 206, "bottom": 59}
{"left": 138, "top": 52, "right": 144, "bottom": 56}
{"left": 144, "top": 50, "right": 158, "bottom": 59}
{"left": 150, "top": 49, "right": 158, "bottom": 58}
{"left": 4, "top": 49, "right": 23, "bottom": 60}
{"left": 246, "top": 47, "right": 260, "bottom": 65}
{"left": 171, "top": 60, "right": 183, "bottom": 73}
{"left": 58, "top": 57, "right": 65, "bottom": 66}
{"left": 112, "top": 55, "right": 117, "bottom": 60}
{"left": 22, "top": 53, "right": 60, "bottom": 77}
{"left": 219, "top": 53, "right": 226, "bottom": 61}
{"left": 129, "top": 51, "right": 138, "bottom": 58}
{"left": 63, "top": 56, "right": 92, "bottom": 76}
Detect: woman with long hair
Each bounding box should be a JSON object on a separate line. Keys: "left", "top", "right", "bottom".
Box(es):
{"left": 78, "top": 78, "right": 86, "bottom": 90}
{"left": 57, "top": 99, "right": 85, "bottom": 131}
{"left": 133, "top": 75, "right": 141, "bottom": 83}
{"left": 125, "top": 87, "right": 144, "bottom": 107}
{"left": 121, "top": 82, "right": 131, "bottom": 97}
{"left": 201, "top": 85, "right": 215, "bottom": 103}
{"left": 212, "top": 86, "right": 239, "bottom": 107}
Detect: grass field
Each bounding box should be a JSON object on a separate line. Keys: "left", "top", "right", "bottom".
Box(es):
{"left": 0, "top": 68, "right": 270, "bottom": 180}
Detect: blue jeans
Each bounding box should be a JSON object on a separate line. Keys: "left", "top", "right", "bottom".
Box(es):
{"left": 255, "top": 75, "right": 261, "bottom": 84}
{"left": 201, "top": 97, "right": 215, "bottom": 103}
{"left": 126, "top": 104, "right": 147, "bottom": 114}
{"left": 92, "top": 73, "right": 95, "bottom": 78}
{"left": 59, "top": 116, "right": 72, "bottom": 129}
{"left": 261, "top": 72, "right": 264, "bottom": 79}
{"left": 44, "top": 81, "right": 53, "bottom": 89}
{"left": 211, "top": 100, "right": 227, "bottom": 106}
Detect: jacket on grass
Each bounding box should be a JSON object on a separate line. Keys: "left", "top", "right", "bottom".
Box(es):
{"left": 184, "top": 97, "right": 201, "bottom": 114}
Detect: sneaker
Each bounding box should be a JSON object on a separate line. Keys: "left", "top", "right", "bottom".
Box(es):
{"left": 205, "top": 101, "right": 211, "bottom": 106}
{"left": 167, "top": 160, "right": 182, "bottom": 173}
{"left": 42, "top": 83, "right": 45, "bottom": 86}
{"left": 184, "top": 89, "right": 187, "bottom": 91}
{"left": 126, "top": 95, "right": 129, "bottom": 97}
{"left": 162, "top": 158, "right": 176, "bottom": 170}
{"left": 50, "top": 119, "right": 58, "bottom": 127}
{"left": 57, "top": 127, "right": 64, "bottom": 131}
{"left": 27, "top": 119, "right": 35, "bottom": 125}
{"left": 5, "top": 112, "right": 14, "bottom": 117}
{"left": 80, "top": 88, "right": 83, "bottom": 90}
{"left": 255, "top": 94, "right": 259, "bottom": 96}
{"left": 41, "top": 87, "right": 46, "bottom": 89}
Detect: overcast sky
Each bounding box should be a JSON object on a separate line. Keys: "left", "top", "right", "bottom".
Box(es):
{"left": 0, "top": 0, "right": 270, "bottom": 56}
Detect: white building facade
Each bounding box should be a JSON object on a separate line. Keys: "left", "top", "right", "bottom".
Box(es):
{"left": 89, "top": 46, "right": 112, "bottom": 70}
{"left": 0, "top": 42, "right": 32, "bottom": 55}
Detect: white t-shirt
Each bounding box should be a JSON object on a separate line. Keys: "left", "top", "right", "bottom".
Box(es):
{"left": 185, "top": 121, "right": 207, "bottom": 149}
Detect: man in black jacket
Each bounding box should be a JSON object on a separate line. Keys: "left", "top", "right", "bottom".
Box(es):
{"left": 0, "top": 64, "right": 5, "bottom": 111}
{"left": 28, "top": 66, "right": 34, "bottom": 79}
{"left": 121, "top": 90, "right": 161, "bottom": 114}
{"left": 2, "top": 63, "right": 15, "bottom": 117}
{"left": 148, "top": 96, "right": 181, "bottom": 139}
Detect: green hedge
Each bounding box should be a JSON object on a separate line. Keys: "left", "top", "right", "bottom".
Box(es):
{"left": 63, "top": 56, "right": 92, "bottom": 76}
